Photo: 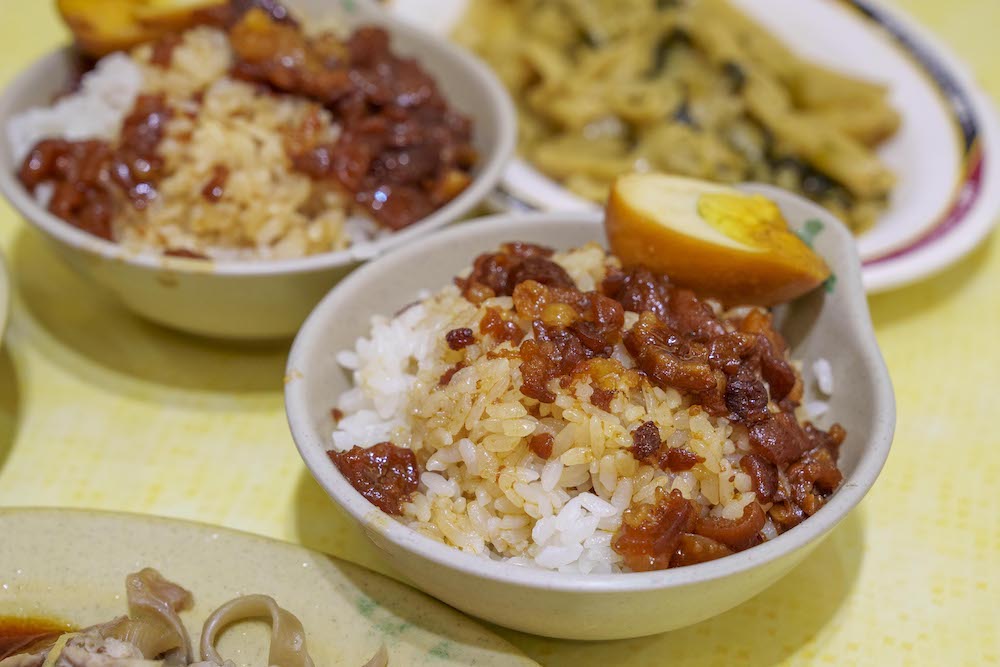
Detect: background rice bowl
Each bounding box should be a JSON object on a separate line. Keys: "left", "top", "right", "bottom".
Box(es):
{"left": 0, "top": 3, "right": 516, "bottom": 337}
{"left": 285, "top": 201, "right": 895, "bottom": 639}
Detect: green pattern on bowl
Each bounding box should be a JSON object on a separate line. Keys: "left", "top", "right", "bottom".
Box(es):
{"left": 795, "top": 218, "right": 826, "bottom": 248}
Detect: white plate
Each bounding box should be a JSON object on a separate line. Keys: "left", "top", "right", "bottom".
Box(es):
{"left": 378, "top": 0, "right": 1000, "bottom": 293}
{"left": 0, "top": 508, "right": 536, "bottom": 666}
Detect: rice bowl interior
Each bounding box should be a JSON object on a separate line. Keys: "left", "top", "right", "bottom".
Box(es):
{"left": 5, "top": 1, "right": 488, "bottom": 262}
{"left": 326, "top": 234, "right": 847, "bottom": 574}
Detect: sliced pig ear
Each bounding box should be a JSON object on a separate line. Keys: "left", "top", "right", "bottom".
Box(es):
{"left": 117, "top": 568, "right": 194, "bottom": 662}
{"left": 200, "top": 594, "right": 314, "bottom": 667}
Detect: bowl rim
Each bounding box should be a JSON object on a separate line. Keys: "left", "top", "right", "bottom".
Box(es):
{"left": 0, "top": 10, "right": 516, "bottom": 277}
{"left": 285, "top": 203, "right": 896, "bottom": 593}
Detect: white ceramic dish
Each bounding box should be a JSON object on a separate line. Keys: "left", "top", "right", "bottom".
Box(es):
{"left": 0, "top": 507, "right": 536, "bottom": 666}
{"left": 285, "top": 188, "right": 896, "bottom": 640}
{"left": 0, "top": 0, "right": 515, "bottom": 339}
{"left": 380, "top": 0, "right": 1000, "bottom": 294}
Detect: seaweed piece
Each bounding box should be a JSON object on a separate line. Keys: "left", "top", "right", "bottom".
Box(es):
{"left": 672, "top": 99, "right": 697, "bottom": 127}
{"left": 722, "top": 61, "right": 746, "bottom": 93}
{"left": 649, "top": 29, "right": 692, "bottom": 77}
{"left": 579, "top": 27, "right": 603, "bottom": 49}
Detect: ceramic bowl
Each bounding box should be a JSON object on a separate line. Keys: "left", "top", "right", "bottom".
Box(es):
{"left": 285, "top": 187, "right": 895, "bottom": 640}
{"left": 0, "top": 2, "right": 515, "bottom": 339}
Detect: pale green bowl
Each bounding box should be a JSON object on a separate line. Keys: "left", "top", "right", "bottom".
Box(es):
{"left": 285, "top": 189, "right": 895, "bottom": 640}
{"left": 0, "top": 2, "right": 515, "bottom": 339}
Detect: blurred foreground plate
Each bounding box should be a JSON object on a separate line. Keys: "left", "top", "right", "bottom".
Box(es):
{"left": 378, "top": 0, "right": 1000, "bottom": 293}
{"left": 0, "top": 508, "right": 536, "bottom": 667}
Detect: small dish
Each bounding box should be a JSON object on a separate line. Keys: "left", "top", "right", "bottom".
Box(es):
{"left": 380, "top": 0, "right": 1000, "bottom": 294}
{"left": 285, "top": 188, "right": 895, "bottom": 640}
{"left": 0, "top": 507, "right": 536, "bottom": 666}
{"left": 0, "top": 0, "right": 515, "bottom": 339}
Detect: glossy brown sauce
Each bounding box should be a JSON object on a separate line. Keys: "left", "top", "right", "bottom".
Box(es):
{"left": 200, "top": 164, "right": 230, "bottom": 202}
{"left": 0, "top": 616, "right": 72, "bottom": 660}
{"left": 331, "top": 242, "right": 847, "bottom": 571}
{"left": 17, "top": 94, "right": 171, "bottom": 240}
{"left": 329, "top": 442, "right": 419, "bottom": 515}
{"left": 19, "top": 1, "right": 476, "bottom": 243}
{"left": 227, "top": 13, "right": 476, "bottom": 230}
{"left": 451, "top": 242, "right": 847, "bottom": 570}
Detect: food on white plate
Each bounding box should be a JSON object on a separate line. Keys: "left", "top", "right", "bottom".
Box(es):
{"left": 0, "top": 567, "right": 387, "bottom": 666}
{"left": 456, "top": 0, "right": 898, "bottom": 232}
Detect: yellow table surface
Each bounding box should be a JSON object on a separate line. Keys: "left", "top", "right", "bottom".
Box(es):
{"left": 0, "top": 2, "right": 997, "bottom": 665}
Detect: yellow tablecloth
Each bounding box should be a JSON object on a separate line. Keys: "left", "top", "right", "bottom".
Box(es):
{"left": 0, "top": 2, "right": 997, "bottom": 665}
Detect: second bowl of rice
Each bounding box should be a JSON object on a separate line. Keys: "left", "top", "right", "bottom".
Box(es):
{"left": 285, "top": 191, "right": 894, "bottom": 639}
{"left": 0, "top": 1, "right": 515, "bottom": 338}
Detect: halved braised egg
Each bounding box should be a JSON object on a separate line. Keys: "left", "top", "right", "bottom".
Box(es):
{"left": 606, "top": 173, "right": 831, "bottom": 306}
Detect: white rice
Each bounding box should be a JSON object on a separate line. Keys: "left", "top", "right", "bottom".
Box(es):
{"left": 805, "top": 357, "right": 834, "bottom": 419}
{"left": 8, "top": 27, "right": 391, "bottom": 259}
{"left": 812, "top": 358, "right": 834, "bottom": 396}
{"left": 7, "top": 52, "right": 142, "bottom": 163}
{"left": 330, "top": 245, "right": 829, "bottom": 573}
{"left": 804, "top": 400, "right": 830, "bottom": 419}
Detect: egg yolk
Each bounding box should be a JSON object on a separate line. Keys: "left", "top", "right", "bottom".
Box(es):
{"left": 696, "top": 192, "right": 787, "bottom": 249}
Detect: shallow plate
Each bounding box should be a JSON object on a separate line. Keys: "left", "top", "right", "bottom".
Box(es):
{"left": 0, "top": 508, "right": 535, "bottom": 666}
{"left": 379, "top": 0, "right": 1000, "bottom": 293}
